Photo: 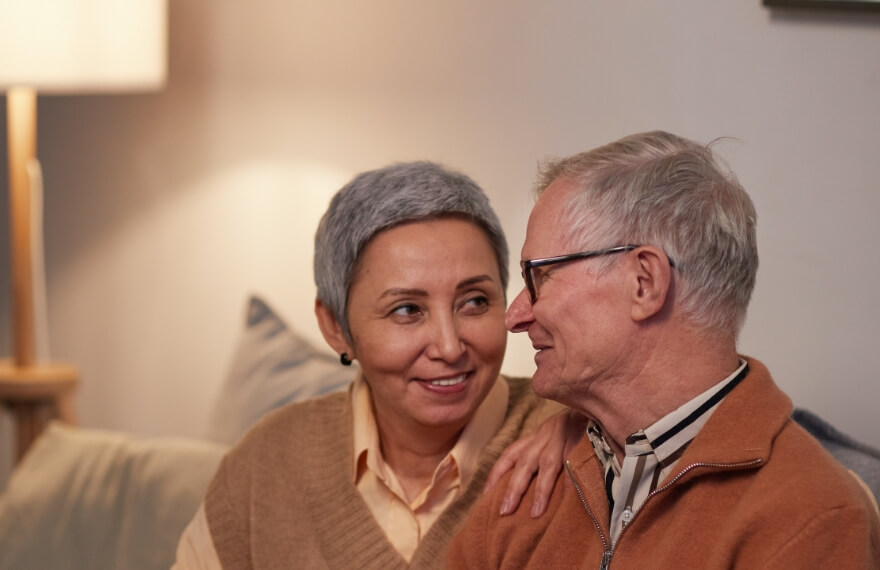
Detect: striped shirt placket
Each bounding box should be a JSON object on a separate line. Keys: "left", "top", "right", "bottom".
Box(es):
{"left": 587, "top": 361, "right": 750, "bottom": 546}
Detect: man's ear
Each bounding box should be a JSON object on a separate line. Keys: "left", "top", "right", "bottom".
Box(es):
{"left": 630, "top": 246, "right": 673, "bottom": 322}
{"left": 315, "top": 299, "right": 354, "bottom": 358}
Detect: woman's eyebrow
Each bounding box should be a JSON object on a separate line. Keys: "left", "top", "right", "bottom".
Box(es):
{"left": 379, "top": 287, "right": 427, "bottom": 300}
{"left": 457, "top": 274, "right": 494, "bottom": 290}
{"left": 378, "top": 275, "right": 495, "bottom": 300}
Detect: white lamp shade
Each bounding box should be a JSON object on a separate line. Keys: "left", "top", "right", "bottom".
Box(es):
{"left": 0, "top": 0, "right": 167, "bottom": 93}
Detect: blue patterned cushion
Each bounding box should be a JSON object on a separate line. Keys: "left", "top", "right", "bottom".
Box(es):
{"left": 205, "top": 295, "right": 355, "bottom": 445}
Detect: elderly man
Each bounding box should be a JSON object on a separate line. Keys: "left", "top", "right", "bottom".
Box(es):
{"left": 448, "top": 131, "right": 880, "bottom": 568}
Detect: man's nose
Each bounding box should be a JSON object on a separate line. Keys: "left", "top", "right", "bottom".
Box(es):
{"left": 505, "top": 288, "right": 534, "bottom": 333}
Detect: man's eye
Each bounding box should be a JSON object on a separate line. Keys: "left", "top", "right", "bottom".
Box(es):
{"left": 532, "top": 267, "right": 550, "bottom": 290}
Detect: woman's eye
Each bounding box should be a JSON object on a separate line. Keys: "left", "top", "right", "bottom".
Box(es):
{"left": 391, "top": 304, "right": 421, "bottom": 317}
{"left": 461, "top": 295, "right": 490, "bottom": 312}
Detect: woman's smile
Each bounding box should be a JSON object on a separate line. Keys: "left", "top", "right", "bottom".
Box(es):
{"left": 343, "top": 217, "right": 507, "bottom": 433}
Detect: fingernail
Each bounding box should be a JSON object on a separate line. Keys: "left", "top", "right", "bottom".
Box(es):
{"left": 499, "top": 498, "right": 511, "bottom": 516}
{"left": 530, "top": 500, "right": 545, "bottom": 518}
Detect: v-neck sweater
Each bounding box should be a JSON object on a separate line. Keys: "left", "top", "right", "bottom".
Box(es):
{"left": 204, "top": 375, "right": 546, "bottom": 569}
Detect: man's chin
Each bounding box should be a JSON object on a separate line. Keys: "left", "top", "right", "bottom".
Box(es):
{"left": 529, "top": 370, "right": 556, "bottom": 399}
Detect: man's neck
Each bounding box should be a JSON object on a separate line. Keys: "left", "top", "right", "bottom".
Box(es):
{"left": 573, "top": 324, "right": 740, "bottom": 461}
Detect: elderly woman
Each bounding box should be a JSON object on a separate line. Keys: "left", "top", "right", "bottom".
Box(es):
{"left": 173, "top": 161, "right": 562, "bottom": 569}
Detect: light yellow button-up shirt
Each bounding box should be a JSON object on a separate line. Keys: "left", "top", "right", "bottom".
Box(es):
{"left": 171, "top": 375, "right": 510, "bottom": 569}
{"left": 352, "top": 375, "right": 509, "bottom": 562}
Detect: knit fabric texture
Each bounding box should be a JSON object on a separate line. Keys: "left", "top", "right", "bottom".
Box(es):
{"left": 448, "top": 357, "right": 880, "bottom": 569}
{"left": 204, "top": 375, "right": 547, "bottom": 569}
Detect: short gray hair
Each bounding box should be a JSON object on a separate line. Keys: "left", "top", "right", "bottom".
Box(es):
{"left": 314, "top": 161, "right": 509, "bottom": 341}
{"left": 537, "top": 131, "right": 758, "bottom": 337}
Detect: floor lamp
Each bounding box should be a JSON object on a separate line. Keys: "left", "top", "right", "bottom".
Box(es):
{"left": 0, "top": 0, "right": 167, "bottom": 462}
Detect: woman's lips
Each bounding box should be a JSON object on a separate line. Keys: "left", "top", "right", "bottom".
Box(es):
{"left": 417, "top": 373, "right": 470, "bottom": 392}
{"left": 427, "top": 374, "right": 466, "bottom": 387}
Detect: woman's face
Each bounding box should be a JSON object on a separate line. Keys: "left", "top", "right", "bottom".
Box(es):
{"left": 345, "top": 217, "right": 507, "bottom": 435}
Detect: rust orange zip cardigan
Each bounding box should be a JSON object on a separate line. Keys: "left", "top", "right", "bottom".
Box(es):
{"left": 448, "top": 357, "right": 880, "bottom": 569}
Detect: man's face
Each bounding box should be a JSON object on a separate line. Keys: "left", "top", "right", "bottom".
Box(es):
{"left": 506, "top": 177, "right": 637, "bottom": 406}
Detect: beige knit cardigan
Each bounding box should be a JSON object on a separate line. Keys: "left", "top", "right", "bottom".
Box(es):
{"left": 204, "top": 375, "right": 549, "bottom": 569}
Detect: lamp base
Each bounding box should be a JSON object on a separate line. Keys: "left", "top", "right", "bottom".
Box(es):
{"left": 0, "top": 359, "right": 78, "bottom": 462}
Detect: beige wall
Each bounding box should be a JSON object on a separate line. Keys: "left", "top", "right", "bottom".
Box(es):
{"left": 2, "top": 1, "right": 879, "bottom": 478}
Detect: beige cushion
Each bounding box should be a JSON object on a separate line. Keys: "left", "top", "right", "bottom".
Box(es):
{"left": 205, "top": 295, "right": 355, "bottom": 445}
{"left": 0, "top": 422, "right": 227, "bottom": 570}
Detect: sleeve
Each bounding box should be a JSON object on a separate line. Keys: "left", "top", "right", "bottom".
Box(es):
{"left": 446, "top": 491, "right": 493, "bottom": 569}
{"left": 764, "top": 503, "right": 880, "bottom": 569}
{"left": 171, "top": 503, "right": 224, "bottom": 570}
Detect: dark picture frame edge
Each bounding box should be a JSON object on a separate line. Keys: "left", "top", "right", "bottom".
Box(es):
{"left": 764, "top": 0, "right": 880, "bottom": 11}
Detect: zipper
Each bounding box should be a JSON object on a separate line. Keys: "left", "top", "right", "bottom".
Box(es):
{"left": 565, "top": 461, "right": 611, "bottom": 570}
{"left": 614, "top": 458, "right": 764, "bottom": 548}
{"left": 565, "top": 458, "right": 762, "bottom": 569}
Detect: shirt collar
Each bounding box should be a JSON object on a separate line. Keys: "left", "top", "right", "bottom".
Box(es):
{"left": 644, "top": 359, "right": 748, "bottom": 463}
{"left": 352, "top": 372, "right": 509, "bottom": 488}
{"left": 588, "top": 359, "right": 749, "bottom": 471}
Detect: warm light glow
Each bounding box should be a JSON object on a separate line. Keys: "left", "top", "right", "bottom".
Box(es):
{"left": 0, "top": 0, "right": 167, "bottom": 92}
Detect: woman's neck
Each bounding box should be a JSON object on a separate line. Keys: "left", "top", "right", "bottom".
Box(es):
{"left": 375, "top": 416, "right": 464, "bottom": 502}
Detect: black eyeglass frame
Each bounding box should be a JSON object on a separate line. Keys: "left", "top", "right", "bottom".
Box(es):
{"left": 519, "top": 244, "right": 643, "bottom": 303}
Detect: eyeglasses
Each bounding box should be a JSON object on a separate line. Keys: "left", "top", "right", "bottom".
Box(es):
{"left": 519, "top": 245, "right": 640, "bottom": 303}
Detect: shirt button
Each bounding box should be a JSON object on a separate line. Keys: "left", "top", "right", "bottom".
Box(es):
{"left": 622, "top": 508, "right": 634, "bottom": 525}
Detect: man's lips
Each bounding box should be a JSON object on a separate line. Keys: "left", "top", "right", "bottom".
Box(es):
{"left": 531, "top": 341, "right": 552, "bottom": 363}
{"left": 529, "top": 333, "right": 551, "bottom": 352}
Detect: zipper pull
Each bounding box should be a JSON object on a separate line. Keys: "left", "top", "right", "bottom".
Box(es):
{"left": 599, "top": 550, "right": 612, "bottom": 570}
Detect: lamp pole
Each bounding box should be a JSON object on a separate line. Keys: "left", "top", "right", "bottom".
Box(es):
{"left": 7, "top": 86, "right": 37, "bottom": 367}
{"left": 1, "top": 88, "right": 78, "bottom": 462}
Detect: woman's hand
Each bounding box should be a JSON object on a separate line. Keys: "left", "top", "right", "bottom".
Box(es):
{"left": 484, "top": 409, "right": 587, "bottom": 518}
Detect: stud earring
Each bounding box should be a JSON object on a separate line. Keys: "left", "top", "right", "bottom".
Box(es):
{"left": 340, "top": 352, "right": 353, "bottom": 366}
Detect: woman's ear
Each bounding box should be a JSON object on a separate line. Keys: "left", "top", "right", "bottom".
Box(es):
{"left": 630, "top": 246, "right": 673, "bottom": 322}
{"left": 315, "top": 299, "right": 354, "bottom": 358}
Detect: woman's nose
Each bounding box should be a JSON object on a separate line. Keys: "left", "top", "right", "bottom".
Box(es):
{"left": 505, "top": 288, "right": 534, "bottom": 333}
{"left": 426, "top": 315, "right": 466, "bottom": 362}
